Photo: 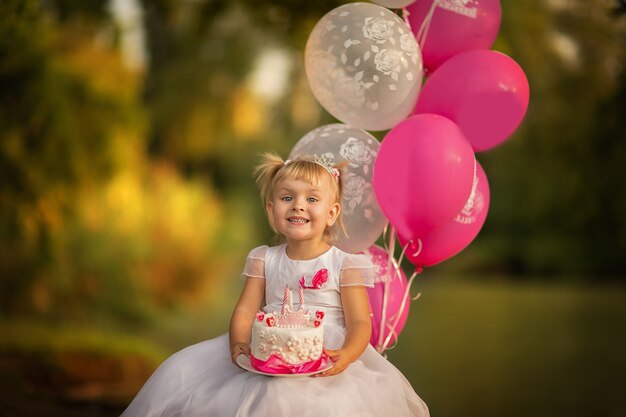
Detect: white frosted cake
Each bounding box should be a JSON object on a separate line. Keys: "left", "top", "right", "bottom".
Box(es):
{"left": 250, "top": 287, "right": 328, "bottom": 374}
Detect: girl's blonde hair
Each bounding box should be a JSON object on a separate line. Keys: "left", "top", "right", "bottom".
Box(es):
{"left": 253, "top": 152, "right": 347, "bottom": 243}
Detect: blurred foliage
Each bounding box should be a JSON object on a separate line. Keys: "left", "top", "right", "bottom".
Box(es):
{"left": 473, "top": 0, "right": 626, "bottom": 278}
{"left": 0, "top": 0, "right": 229, "bottom": 324}
{"left": 1, "top": 0, "right": 626, "bottom": 328}
{"left": 1, "top": 0, "right": 128, "bottom": 314}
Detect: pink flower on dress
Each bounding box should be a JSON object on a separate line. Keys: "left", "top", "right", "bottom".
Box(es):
{"left": 299, "top": 268, "right": 329, "bottom": 289}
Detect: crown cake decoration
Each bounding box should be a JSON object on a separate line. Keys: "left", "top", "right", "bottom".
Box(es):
{"left": 256, "top": 286, "right": 325, "bottom": 328}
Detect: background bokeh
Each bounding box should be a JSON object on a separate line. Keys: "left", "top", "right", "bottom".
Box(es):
{"left": 1, "top": 0, "right": 625, "bottom": 416}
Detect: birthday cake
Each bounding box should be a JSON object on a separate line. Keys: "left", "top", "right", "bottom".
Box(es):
{"left": 250, "top": 287, "right": 329, "bottom": 374}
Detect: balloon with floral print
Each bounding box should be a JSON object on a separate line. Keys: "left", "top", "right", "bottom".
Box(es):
{"left": 305, "top": 2, "right": 424, "bottom": 131}
{"left": 289, "top": 124, "right": 386, "bottom": 253}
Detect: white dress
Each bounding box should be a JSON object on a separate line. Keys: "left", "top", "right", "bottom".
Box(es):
{"left": 121, "top": 244, "right": 429, "bottom": 417}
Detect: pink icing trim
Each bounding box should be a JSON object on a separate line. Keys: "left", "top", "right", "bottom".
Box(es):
{"left": 275, "top": 310, "right": 309, "bottom": 326}
{"left": 250, "top": 352, "right": 330, "bottom": 375}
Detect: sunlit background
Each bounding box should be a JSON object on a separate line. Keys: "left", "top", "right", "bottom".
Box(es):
{"left": 1, "top": 0, "right": 625, "bottom": 416}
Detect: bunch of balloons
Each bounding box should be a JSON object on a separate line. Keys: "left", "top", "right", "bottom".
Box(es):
{"left": 295, "top": 0, "right": 529, "bottom": 353}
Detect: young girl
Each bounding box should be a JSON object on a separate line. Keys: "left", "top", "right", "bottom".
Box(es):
{"left": 121, "top": 153, "right": 429, "bottom": 417}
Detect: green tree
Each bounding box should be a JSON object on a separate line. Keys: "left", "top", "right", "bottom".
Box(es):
{"left": 0, "top": 0, "right": 137, "bottom": 313}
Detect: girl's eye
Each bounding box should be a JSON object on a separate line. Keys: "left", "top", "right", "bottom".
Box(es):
{"left": 307, "top": 197, "right": 318, "bottom": 203}
{"left": 281, "top": 196, "right": 292, "bottom": 202}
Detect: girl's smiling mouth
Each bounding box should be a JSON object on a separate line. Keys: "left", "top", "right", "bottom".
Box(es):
{"left": 287, "top": 216, "right": 310, "bottom": 224}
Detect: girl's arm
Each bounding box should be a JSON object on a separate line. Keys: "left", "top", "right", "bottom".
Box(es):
{"left": 229, "top": 277, "right": 265, "bottom": 363}
{"left": 317, "top": 285, "right": 371, "bottom": 377}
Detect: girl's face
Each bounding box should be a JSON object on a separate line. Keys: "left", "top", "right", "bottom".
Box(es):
{"left": 267, "top": 177, "right": 340, "bottom": 246}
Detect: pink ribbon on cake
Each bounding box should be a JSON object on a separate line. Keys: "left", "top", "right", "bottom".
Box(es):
{"left": 250, "top": 352, "right": 330, "bottom": 375}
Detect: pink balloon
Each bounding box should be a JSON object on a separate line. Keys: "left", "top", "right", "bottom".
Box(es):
{"left": 399, "top": 161, "right": 490, "bottom": 267}
{"left": 415, "top": 49, "right": 530, "bottom": 152}
{"left": 406, "top": 0, "right": 501, "bottom": 73}
{"left": 363, "top": 245, "right": 410, "bottom": 348}
{"left": 373, "top": 114, "right": 475, "bottom": 240}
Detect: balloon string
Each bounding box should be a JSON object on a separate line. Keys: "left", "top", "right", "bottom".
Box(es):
{"left": 392, "top": 238, "right": 422, "bottom": 270}
{"left": 376, "top": 236, "right": 424, "bottom": 353}
{"left": 382, "top": 324, "right": 399, "bottom": 351}
{"left": 416, "top": 0, "right": 441, "bottom": 48}
{"left": 379, "top": 243, "right": 422, "bottom": 352}
{"left": 377, "top": 225, "right": 396, "bottom": 352}
{"left": 382, "top": 223, "right": 390, "bottom": 252}
{"left": 411, "top": 238, "right": 423, "bottom": 258}
{"left": 402, "top": 8, "right": 412, "bottom": 30}
{"left": 416, "top": 0, "right": 438, "bottom": 44}
{"left": 396, "top": 238, "right": 411, "bottom": 266}
{"left": 389, "top": 238, "right": 417, "bottom": 281}
{"left": 380, "top": 304, "right": 406, "bottom": 352}
{"left": 380, "top": 267, "right": 423, "bottom": 352}
{"left": 377, "top": 223, "right": 391, "bottom": 352}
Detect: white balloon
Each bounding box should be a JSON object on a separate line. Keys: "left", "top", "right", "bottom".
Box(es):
{"left": 305, "top": 2, "right": 423, "bottom": 131}
{"left": 289, "top": 124, "right": 387, "bottom": 253}
{"left": 372, "top": 0, "right": 416, "bottom": 9}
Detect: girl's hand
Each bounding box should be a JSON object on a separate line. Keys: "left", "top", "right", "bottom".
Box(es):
{"left": 315, "top": 348, "right": 352, "bottom": 377}
{"left": 230, "top": 343, "right": 251, "bottom": 364}
{"left": 314, "top": 286, "right": 371, "bottom": 378}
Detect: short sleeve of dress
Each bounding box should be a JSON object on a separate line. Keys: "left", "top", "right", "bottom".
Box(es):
{"left": 339, "top": 253, "right": 375, "bottom": 287}
{"left": 240, "top": 245, "right": 268, "bottom": 280}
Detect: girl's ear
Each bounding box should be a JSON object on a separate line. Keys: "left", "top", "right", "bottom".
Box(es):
{"left": 326, "top": 202, "right": 341, "bottom": 227}
{"left": 266, "top": 201, "right": 276, "bottom": 231}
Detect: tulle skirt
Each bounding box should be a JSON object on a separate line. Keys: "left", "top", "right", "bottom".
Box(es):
{"left": 121, "top": 325, "right": 429, "bottom": 417}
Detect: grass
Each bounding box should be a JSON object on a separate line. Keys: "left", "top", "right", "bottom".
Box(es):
{"left": 386, "top": 277, "right": 626, "bottom": 417}
{"left": 0, "top": 320, "right": 168, "bottom": 416}
{"left": 0, "top": 321, "right": 167, "bottom": 362}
